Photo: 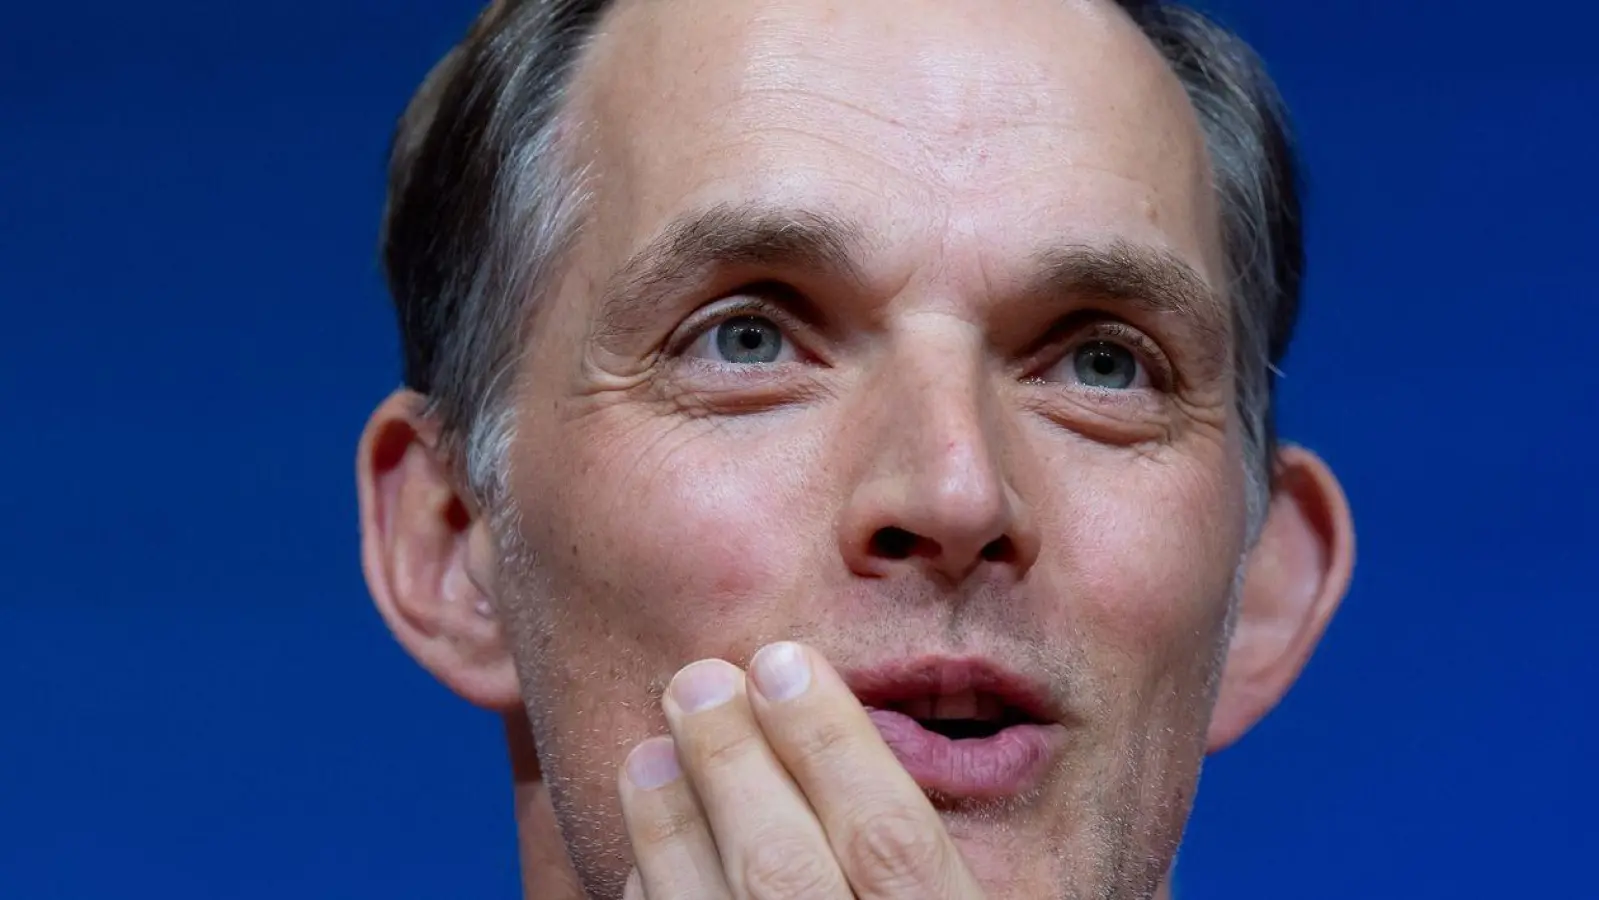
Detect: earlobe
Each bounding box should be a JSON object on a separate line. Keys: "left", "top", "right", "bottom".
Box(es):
{"left": 1207, "top": 444, "right": 1355, "bottom": 752}
{"left": 357, "top": 390, "right": 523, "bottom": 712}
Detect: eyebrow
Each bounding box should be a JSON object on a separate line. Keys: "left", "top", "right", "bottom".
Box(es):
{"left": 594, "top": 203, "right": 1229, "bottom": 366}
{"left": 1028, "top": 240, "right": 1230, "bottom": 365}
{"left": 595, "top": 201, "right": 867, "bottom": 347}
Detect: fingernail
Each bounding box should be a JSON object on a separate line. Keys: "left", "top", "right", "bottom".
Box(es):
{"left": 751, "top": 642, "right": 811, "bottom": 702}
{"left": 671, "top": 660, "right": 737, "bottom": 713}
{"left": 626, "top": 737, "right": 681, "bottom": 790}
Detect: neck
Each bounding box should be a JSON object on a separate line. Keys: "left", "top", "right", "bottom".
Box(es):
{"left": 507, "top": 717, "right": 1176, "bottom": 900}
{"left": 507, "top": 715, "right": 587, "bottom": 900}
{"left": 515, "top": 781, "right": 587, "bottom": 899}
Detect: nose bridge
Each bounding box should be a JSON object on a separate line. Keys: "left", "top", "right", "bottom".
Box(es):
{"left": 841, "top": 315, "right": 1036, "bottom": 583}
{"left": 895, "top": 325, "right": 1006, "bottom": 518}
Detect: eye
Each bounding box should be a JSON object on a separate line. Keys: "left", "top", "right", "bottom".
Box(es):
{"left": 1030, "top": 322, "right": 1168, "bottom": 392}
{"left": 1070, "top": 340, "right": 1142, "bottom": 389}
{"left": 686, "top": 314, "right": 797, "bottom": 365}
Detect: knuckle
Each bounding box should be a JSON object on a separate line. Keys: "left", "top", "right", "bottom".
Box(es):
{"left": 786, "top": 712, "right": 853, "bottom": 772}
{"left": 634, "top": 799, "right": 703, "bottom": 849}
{"left": 739, "top": 838, "right": 844, "bottom": 899}
{"left": 841, "top": 806, "right": 945, "bottom": 894}
{"left": 693, "top": 724, "right": 764, "bottom": 772}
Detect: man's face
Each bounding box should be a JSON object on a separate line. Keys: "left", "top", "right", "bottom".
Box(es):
{"left": 501, "top": 0, "right": 1243, "bottom": 895}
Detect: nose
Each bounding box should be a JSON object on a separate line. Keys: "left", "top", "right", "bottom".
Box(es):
{"left": 836, "top": 329, "right": 1040, "bottom": 585}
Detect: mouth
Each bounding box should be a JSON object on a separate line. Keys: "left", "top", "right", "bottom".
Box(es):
{"left": 842, "top": 658, "right": 1068, "bottom": 800}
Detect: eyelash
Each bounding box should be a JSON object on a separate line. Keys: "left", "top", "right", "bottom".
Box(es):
{"left": 1051, "top": 319, "right": 1175, "bottom": 390}
{"left": 667, "top": 292, "right": 812, "bottom": 362}
{"left": 668, "top": 294, "right": 1174, "bottom": 390}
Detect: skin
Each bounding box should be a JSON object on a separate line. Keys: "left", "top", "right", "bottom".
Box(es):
{"left": 356, "top": 0, "right": 1356, "bottom": 897}
{"left": 617, "top": 642, "right": 991, "bottom": 899}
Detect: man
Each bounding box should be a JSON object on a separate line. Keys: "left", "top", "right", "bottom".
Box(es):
{"left": 356, "top": 0, "right": 1356, "bottom": 896}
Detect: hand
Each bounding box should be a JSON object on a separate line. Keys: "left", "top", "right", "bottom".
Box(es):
{"left": 617, "top": 642, "right": 986, "bottom": 899}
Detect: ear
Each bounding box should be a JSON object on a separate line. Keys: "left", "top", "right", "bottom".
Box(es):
{"left": 1207, "top": 444, "right": 1355, "bottom": 752}
{"left": 356, "top": 389, "right": 522, "bottom": 711}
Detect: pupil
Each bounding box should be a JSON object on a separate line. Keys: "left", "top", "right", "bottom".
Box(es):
{"left": 1074, "top": 340, "right": 1135, "bottom": 389}
{"left": 715, "top": 315, "right": 783, "bottom": 364}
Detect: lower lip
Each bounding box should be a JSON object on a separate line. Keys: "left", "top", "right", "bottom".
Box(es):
{"left": 865, "top": 708, "right": 1065, "bottom": 799}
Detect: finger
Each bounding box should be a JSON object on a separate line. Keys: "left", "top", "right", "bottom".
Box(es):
{"left": 746, "top": 642, "right": 982, "bottom": 899}
{"left": 663, "top": 659, "right": 852, "bottom": 899}
{"left": 623, "top": 868, "right": 646, "bottom": 900}
{"left": 618, "top": 736, "right": 733, "bottom": 900}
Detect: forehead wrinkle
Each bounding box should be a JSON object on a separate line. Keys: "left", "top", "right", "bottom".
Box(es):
{"left": 571, "top": 0, "right": 1227, "bottom": 343}
{"left": 586, "top": 0, "right": 1207, "bottom": 177}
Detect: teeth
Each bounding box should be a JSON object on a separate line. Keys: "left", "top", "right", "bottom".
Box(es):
{"left": 976, "top": 693, "right": 1005, "bottom": 722}
{"left": 898, "top": 691, "right": 1012, "bottom": 722}
{"left": 931, "top": 689, "right": 979, "bottom": 720}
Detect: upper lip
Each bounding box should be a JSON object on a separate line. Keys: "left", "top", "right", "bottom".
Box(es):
{"left": 840, "top": 656, "right": 1063, "bottom": 724}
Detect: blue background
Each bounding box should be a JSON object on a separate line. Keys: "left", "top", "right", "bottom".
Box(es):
{"left": 3, "top": 1, "right": 1595, "bottom": 897}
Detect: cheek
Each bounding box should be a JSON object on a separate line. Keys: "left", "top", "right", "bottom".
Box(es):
{"left": 521, "top": 409, "right": 833, "bottom": 664}
{"left": 1048, "top": 443, "right": 1245, "bottom": 671}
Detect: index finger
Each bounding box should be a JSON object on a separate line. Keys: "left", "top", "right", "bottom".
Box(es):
{"left": 744, "top": 642, "right": 983, "bottom": 899}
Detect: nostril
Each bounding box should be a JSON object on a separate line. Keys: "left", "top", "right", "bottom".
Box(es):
{"left": 980, "top": 535, "right": 1016, "bottom": 563}
{"left": 870, "top": 526, "right": 922, "bottom": 560}
{"left": 868, "top": 529, "right": 1017, "bottom": 565}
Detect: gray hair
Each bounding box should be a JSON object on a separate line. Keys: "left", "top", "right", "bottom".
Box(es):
{"left": 380, "top": 0, "right": 1304, "bottom": 531}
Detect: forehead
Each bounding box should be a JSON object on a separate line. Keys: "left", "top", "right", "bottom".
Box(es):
{"left": 573, "top": 0, "right": 1220, "bottom": 286}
